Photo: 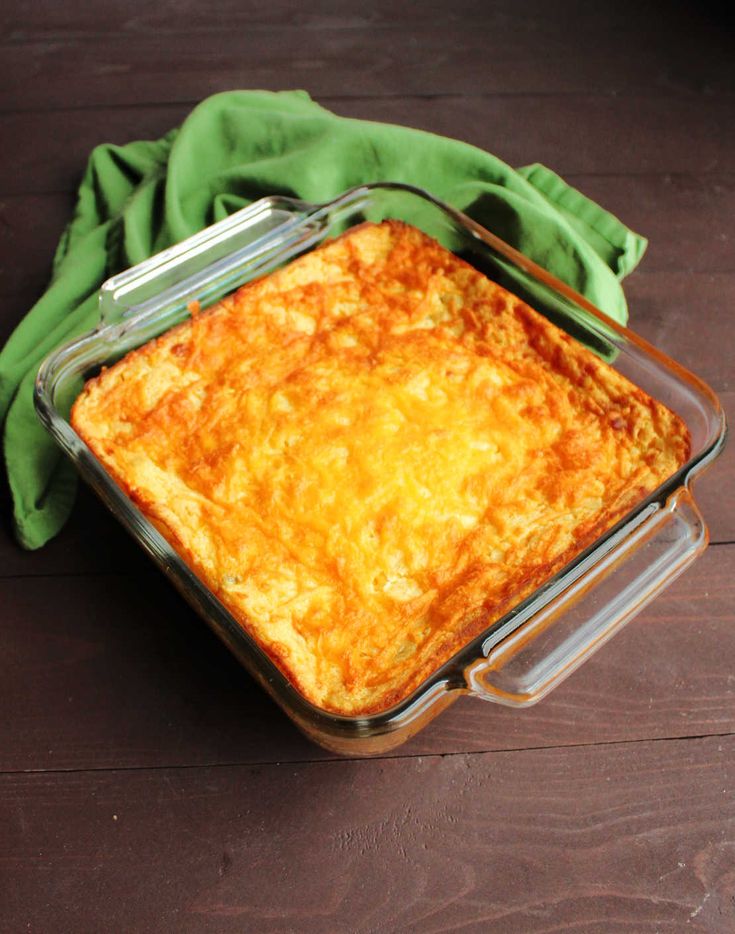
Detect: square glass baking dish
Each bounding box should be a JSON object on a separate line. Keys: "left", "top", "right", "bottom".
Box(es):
{"left": 35, "top": 182, "right": 726, "bottom": 755}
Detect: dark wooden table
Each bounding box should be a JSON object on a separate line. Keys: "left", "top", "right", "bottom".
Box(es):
{"left": 1, "top": 2, "right": 734, "bottom": 931}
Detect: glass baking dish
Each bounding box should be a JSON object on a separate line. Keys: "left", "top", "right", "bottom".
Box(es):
{"left": 34, "top": 182, "right": 726, "bottom": 755}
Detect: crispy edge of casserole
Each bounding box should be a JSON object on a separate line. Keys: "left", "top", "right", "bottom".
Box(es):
{"left": 71, "top": 220, "right": 691, "bottom": 716}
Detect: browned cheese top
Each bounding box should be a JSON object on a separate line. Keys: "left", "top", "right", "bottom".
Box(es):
{"left": 71, "top": 221, "right": 690, "bottom": 714}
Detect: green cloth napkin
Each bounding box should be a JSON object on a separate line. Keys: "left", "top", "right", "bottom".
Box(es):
{"left": 0, "top": 89, "right": 647, "bottom": 549}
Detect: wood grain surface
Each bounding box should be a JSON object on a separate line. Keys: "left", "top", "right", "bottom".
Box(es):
{"left": 1, "top": 1, "right": 733, "bottom": 931}
{"left": 2, "top": 736, "right": 734, "bottom": 932}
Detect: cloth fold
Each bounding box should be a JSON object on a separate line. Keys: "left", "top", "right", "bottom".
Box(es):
{"left": 0, "top": 90, "right": 647, "bottom": 549}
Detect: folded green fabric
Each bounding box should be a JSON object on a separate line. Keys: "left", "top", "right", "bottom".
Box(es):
{"left": 0, "top": 89, "right": 647, "bottom": 549}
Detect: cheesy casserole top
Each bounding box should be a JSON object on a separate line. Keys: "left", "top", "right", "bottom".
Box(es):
{"left": 71, "top": 221, "right": 690, "bottom": 714}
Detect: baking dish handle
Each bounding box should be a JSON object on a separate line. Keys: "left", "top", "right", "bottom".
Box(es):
{"left": 96, "top": 187, "right": 375, "bottom": 327}
{"left": 466, "top": 488, "right": 708, "bottom": 706}
{"left": 97, "top": 196, "right": 324, "bottom": 326}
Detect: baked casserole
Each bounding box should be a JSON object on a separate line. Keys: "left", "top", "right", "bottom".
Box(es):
{"left": 71, "top": 220, "right": 690, "bottom": 715}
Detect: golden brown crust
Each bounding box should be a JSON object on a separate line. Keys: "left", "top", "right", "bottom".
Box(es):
{"left": 71, "top": 221, "right": 690, "bottom": 715}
